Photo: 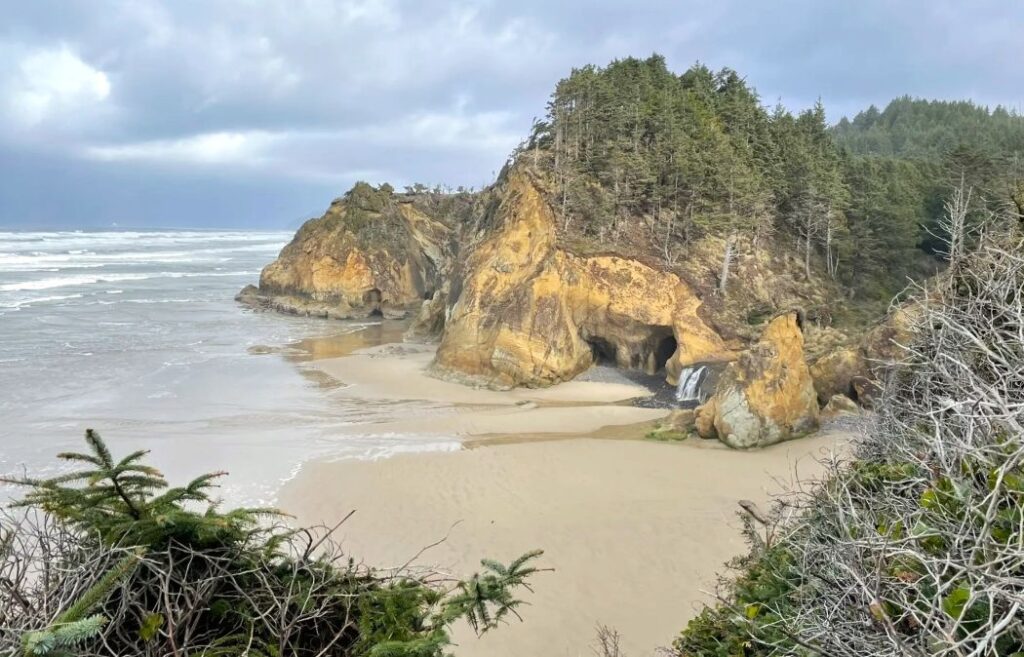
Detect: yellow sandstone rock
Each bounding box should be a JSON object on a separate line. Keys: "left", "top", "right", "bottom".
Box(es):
{"left": 698, "top": 311, "right": 819, "bottom": 449}
{"left": 243, "top": 191, "right": 452, "bottom": 319}
{"left": 431, "top": 169, "right": 733, "bottom": 387}
{"left": 807, "top": 300, "right": 921, "bottom": 406}
{"left": 809, "top": 346, "right": 862, "bottom": 405}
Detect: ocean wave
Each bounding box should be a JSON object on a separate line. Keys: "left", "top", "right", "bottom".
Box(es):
{"left": 0, "top": 293, "right": 84, "bottom": 309}
{"left": 0, "top": 243, "right": 280, "bottom": 271}
{"left": 0, "top": 230, "right": 292, "bottom": 241}
{"left": 0, "top": 234, "right": 289, "bottom": 273}
{"left": 0, "top": 270, "right": 259, "bottom": 292}
{"left": 325, "top": 438, "right": 464, "bottom": 462}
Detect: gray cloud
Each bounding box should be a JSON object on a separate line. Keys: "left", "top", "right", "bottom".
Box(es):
{"left": 1, "top": 0, "right": 1021, "bottom": 228}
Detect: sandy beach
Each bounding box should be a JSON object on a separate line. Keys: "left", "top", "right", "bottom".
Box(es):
{"left": 304, "top": 342, "right": 669, "bottom": 437}
{"left": 281, "top": 335, "right": 852, "bottom": 657}
{"left": 283, "top": 433, "right": 847, "bottom": 657}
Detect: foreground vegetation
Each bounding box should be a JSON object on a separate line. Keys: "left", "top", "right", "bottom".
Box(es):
{"left": 674, "top": 206, "right": 1024, "bottom": 655}
{"left": 0, "top": 432, "right": 542, "bottom": 656}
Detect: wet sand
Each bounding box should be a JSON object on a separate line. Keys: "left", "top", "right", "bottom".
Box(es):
{"left": 306, "top": 342, "right": 669, "bottom": 437}
{"left": 281, "top": 330, "right": 852, "bottom": 656}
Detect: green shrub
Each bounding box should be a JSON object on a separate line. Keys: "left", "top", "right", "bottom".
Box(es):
{"left": 1, "top": 431, "right": 543, "bottom": 656}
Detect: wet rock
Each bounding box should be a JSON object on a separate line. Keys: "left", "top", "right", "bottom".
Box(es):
{"left": 694, "top": 399, "right": 718, "bottom": 439}
{"left": 405, "top": 289, "right": 447, "bottom": 341}
{"left": 382, "top": 307, "right": 409, "bottom": 320}
{"left": 665, "top": 409, "right": 696, "bottom": 432}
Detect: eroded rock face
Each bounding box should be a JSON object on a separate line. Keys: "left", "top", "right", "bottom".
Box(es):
{"left": 431, "top": 170, "right": 733, "bottom": 387}
{"left": 241, "top": 186, "right": 452, "bottom": 319}
{"left": 809, "top": 347, "right": 862, "bottom": 405}
{"left": 405, "top": 288, "right": 448, "bottom": 341}
{"left": 697, "top": 311, "right": 819, "bottom": 449}
{"left": 808, "top": 302, "right": 920, "bottom": 406}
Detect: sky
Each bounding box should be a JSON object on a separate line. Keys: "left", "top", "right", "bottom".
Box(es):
{"left": 0, "top": 1, "right": 1021, "bottom": 229}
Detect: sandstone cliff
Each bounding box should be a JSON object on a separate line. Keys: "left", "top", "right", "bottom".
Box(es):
{"left": 246, "top": 166, "right": 883, "bottom": 448}
{"left": 431, "top": 169, "right": 735, "bottom": 388}
{"left": 238, "top": 183, "right": 461, "bottom": 319}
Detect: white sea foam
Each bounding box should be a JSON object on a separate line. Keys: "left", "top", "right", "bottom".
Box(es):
{"left": 325, "top": 437, "right": 464, "bottom": 462}
{"left": 0, "top": 243, "right": 282, "bottom": 273}
{"left": 1, "top": 273, "right": 153, "bottom": 291}
{"left": 0, "top": 293, "right": 84, "bottom": 309}
{"left": 0, "top": 229, "right": 371, "bottom": 504}
{"left": 0, "top": 270, "right": 259, "bottom": 292}
{"left": 0, "top": 230, "right": 291, "bottom": 242}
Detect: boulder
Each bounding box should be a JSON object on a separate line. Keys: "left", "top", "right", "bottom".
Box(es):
{"left": 694, "top": 400, "right": 718, "bottom": 439}
{"left": 431, "top": 168, "right": 734, "bottom": 388}
{"left": 699, "top": 311, "right": 819, "bottom": 449}
{"left": 808, "top": 302, "right": 921, "bottom": 406}
{"left": 852, "top": 376, "right": 883, "bottom": 408}
{"left": 809, "top": 347, "right": 862, "bottom": 405}
{"left": 665, "top": 409, "right": 696, "bottom": 432}
{"left": 382, "top": 308, "right": 409, "bottom": 320}
{"left": 646, "top": 409, "right": 696, "bottom": 441}
{"left": 821, "top": 393, "right": 861, "bottom": 419}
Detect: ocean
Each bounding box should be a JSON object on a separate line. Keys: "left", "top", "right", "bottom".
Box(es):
{"left": 0, "top": 230, "right": 458, "bottom": 505}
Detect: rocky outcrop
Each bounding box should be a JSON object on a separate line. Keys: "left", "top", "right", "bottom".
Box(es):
{"left": 820, "top": 393, "right": 861, "bottom": 419}
{"left": 430, "top": 170, "right": 735, "bottom": 388}
{"left": 405, "top": 288, "right": 448, "bottom": 341}
{"left": 239, "top": 183, "right": 453, "bottom": 319}
{"left": 808, "top": 302, "right": 920, "bottom": 405}
{"left": 695, "top": 311, "right": 819, "bottom": 449}
{"left": 244, "top": 164, "right": 902, "bottom": 451}
{"left": 809, "top": 347, "right": 862, "bottom": 405}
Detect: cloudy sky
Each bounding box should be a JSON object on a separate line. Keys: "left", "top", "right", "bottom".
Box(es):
{"left": 1, "top": 0, "right": 1021, "bottom": 229}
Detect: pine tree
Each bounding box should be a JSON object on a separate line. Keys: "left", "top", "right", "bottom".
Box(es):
{"left": 1, "top": 429, "right": 280, "bottom": 549}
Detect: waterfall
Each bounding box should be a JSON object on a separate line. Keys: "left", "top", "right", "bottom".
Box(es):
{"left": 675, "top": 365, "right": 708, "bottom": 403}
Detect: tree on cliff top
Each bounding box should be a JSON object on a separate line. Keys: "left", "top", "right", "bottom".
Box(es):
{"left": 526, "top": 56, "right": 1022, "bottom": 302}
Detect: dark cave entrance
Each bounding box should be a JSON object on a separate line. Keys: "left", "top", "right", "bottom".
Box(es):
{"left": 363, "top": 288, "right": 383, "bottom": 317}
{"left": 653, "top": 334, "right": 677, "bottom": 372}
{"left": 588, "top": 337, "right": 618, "bottom": 366}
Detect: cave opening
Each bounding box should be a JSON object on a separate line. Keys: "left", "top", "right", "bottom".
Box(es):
{"left": 588, "top": 337, "right": 618, "bottom": 366}
{"left": 363, "top": 288, "right": 383, "bottom": 317}
{"left": 654, "top": 334, "right": 677, "bottom": 372}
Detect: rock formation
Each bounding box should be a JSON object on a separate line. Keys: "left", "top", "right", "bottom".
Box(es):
{"left": 244, "top": 166, "right": 902, "bottom": 448}
{"left": 430, "top": 169, "right": 735, "bottom": 388}
{"left": 695, "top": 311, "right": 819, "bottom": 449}
{"left": 808, "top": 302, "right": 921, "bottom": 405}
{"left": 238, "top": 183, "right": 455, "bottom": 319}
{"left": 820, "top": 393, "right": 861, "bottom": 419}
